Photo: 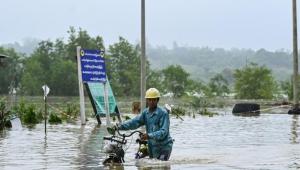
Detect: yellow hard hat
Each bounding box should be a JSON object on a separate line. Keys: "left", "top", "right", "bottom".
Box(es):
{"left": 145, "top": 88, "right": 161, "bottom": 98}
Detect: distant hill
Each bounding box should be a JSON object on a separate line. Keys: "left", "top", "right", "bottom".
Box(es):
{"left": 147, "top": 45, "right": 292, "bottom": 83}
{"left": 1, "top": 38, "right": 39, "bottom": 55}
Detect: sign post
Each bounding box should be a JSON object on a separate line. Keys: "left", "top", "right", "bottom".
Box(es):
{"left": 42, "top": 85, "right": 50, "bottom": 135}
{"left": 77, "top": 46, "right": 86, "bottom": 125}
{"left": 77, "top": 47, "right": 107, "bottom": 125}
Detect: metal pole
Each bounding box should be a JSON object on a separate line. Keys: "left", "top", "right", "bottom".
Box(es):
{"left": 104, "top": 82, "right": 110, "bottom": 126}
{"left": 141, "top": 0, "right": 146, "bottom": 110}
{"left": 77, "top": 46, "right": 86, "bottom": 125}
{"left": 293, "top": 0, "right": 299, "bottom": 109}
{"left": 44, "top": 96, "right": 47, "bottom": 135}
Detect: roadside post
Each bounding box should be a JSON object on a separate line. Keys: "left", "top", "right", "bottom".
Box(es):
{"left": 42, "top": 85, "right": 50, "bottom": 135}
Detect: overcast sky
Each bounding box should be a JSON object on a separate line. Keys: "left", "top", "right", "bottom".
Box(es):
{"left": 0, "top": 0, "right": 296, "bottom": 51}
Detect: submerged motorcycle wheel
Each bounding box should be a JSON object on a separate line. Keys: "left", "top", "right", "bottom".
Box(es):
{"left": 103, "top": 157, "right": 123, "bottom": 165}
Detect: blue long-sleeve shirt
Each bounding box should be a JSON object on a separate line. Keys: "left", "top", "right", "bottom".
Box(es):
{"left": 118, "top": 106, "right": 173, "bottom": 158}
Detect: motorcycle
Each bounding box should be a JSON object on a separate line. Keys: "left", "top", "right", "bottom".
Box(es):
{"left": 102, "top": 104, "right": 174, "bottom": 165}
{"left": 103, "top": 127, "right": 148, "bottom": 165}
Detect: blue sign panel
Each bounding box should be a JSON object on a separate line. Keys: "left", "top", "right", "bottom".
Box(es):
{"left": 80, "top": 49, "right": 106, "bottom": 83}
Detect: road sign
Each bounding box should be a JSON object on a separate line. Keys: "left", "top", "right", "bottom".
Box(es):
{"left": 80, "top": 49, "right": 106, "bottom": 83}
{"left": 42, "top": 85, "right": 50, "bottom": 101}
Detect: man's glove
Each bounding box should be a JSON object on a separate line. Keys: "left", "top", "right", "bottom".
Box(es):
{"left": 107, "top": 125, "right": 118, "bottom": 135}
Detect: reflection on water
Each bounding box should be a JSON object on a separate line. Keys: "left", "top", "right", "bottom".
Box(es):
{"left": 76, "top": 124, "right": 106, "bottom": 169}
{"left": 290, "top": 115, "right": 299, "bottom": 144}
{"left": 0, "top": 111, "right": 300, "bottom": 169}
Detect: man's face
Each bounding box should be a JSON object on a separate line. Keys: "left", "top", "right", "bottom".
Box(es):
{"left": 146, "top": 98, "right": 158, "bottom": 109}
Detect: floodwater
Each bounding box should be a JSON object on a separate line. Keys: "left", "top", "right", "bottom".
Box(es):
{"left": 1, "top": 108, "right": 300, "bottom": 170}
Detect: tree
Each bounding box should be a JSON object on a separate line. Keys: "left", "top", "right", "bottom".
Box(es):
{"left": 146, "top": 70, "right": 164, "bottom": 92}
{"left": 162, "top": 65, "right": 189, "bottom": 97}
{"left": 107, "top": 37, "right": 142, "bottom": 97}
{"left": 185, "top": 79, "right": 210, "bottom": 97}
{"left": 234, "top": 63, "right": 278, "bottom": 99}
{"left": 66, "top": 27, "right": 104, "bottom": 61}
{"left": 20, "top": 28, "right": 105, "bottom": 96}
{"left": 21, "top": 58, "right": 45, "bottom": 95}
{"left": 208, "top": 73, "right": 229, "bottom": 96}
{"left": 20, "top": 41, "right": 55, "bottom": 95}
{"left": 279, "top": 77, "right": 300, "bottom": 101}
{"left": 0, "top": 47, "right": 24, "bottom": 94}
{"left": 49, "top": 59, "right": 78, "bottom": 96}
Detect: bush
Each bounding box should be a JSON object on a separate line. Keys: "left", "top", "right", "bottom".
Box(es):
{"left": 48, "top": 113, "right": 62, "bottom": 124}
{"left": 198, "top": 108, "right": 218, "bottom": 117}
{"left": 12, "top": 99, "right": 26, "bottom": 118}
{"left": 171, "top": 107, "right": 186, "bottom": 120}
{"left": 22, "top": 105, "right": 39, "bottom": 124}
{"left": 60, "top": 103, "right": 79, "bottom": 120}
{"left": 0, "top": 98, "right": 12, "bottom": 129}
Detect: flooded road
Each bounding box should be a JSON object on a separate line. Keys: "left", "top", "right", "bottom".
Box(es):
{"left": 1, "top": 109, "right": 300, "bottom": 169}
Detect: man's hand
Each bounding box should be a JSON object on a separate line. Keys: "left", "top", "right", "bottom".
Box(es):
{"left": 107, "top": 125, "right": 118, "bottom": 135}
{"left": 140, "top": 133, "right": 148, "bottom": 141}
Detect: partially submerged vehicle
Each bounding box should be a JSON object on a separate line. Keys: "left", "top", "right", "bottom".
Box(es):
{"left": 103, "top": 127, "right": 148, "bottom": 165}
{"left": 232, "top": 103, "right": 260, "bottom": 116}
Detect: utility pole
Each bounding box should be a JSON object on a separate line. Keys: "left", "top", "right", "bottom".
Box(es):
{"left": 141, "top": 0, "right": 146, "bottom": 110}
{"left": 293, "top": 0, "right": 299, "bottom": 110}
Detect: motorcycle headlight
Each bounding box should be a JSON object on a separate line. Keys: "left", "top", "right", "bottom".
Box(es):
{"left": 103, "top": 143, "right": 117, "bottom": 153}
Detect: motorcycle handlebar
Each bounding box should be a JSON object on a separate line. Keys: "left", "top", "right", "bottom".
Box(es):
{"left": 103, "top": 136, "right": 127, "bottom": 144}
{"left": 116, "top": 129, "right": 143, "bottom": 137}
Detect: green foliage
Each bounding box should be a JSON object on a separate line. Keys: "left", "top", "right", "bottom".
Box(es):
{"left": 148, "top": 46, "right": 292, "bottom": 83}
{"left": 1, "top": 29, "right": 290, "bottom": 98}
{"left": 21, "top": 59, "right": 44, "bottom": 95}
{"left": 0, "top": 47, "right": 24, "bottom": 94}
{"left": 22, "top": 104, "right": 39, "bottom": 124}
{"left": 234, "top": 63, "right": 279, "bottom": 99}
{"left": 48, "top": 113, "right": 62, "bottom": 124}
{"left": 280, "top": 80, "right": 293, "bottom": 100}
{"left": 190, "top": 97, "right": 218, "bottom": 116}
{"left": 185, "top": 79, "right": 212, "bottom": 97}
{"left": 0, "top": 98, "right": 12, "bottom": 129}
{"left": 190, "top": 97, "right": 208, "bottom": 110}
{"left": 171, "top": 107, "right": 186, "bottom": 118}
{"left": 13, "top": 100, "right": 41, "bottom": 124}
{"left": 161, "top": 65, "right": 189, "bottom": 97}
{"left": 66, "top": 27, "right": 104, "bottom": 61}
{"left": 61, "top": 103, "right": 79, "bottom": 120}
{"left": 19, "top": 27, "right": 104, "bottom": 96}
{"left": 36, "top": 109, "right": 44, "bottom": 121}
{"left": 208, "top": 74, "right": 230, "bottom": 96}
{"left": 147, "top": 70, "right": 164, "bottom": 92}
{"left": 12, "top": 99, "right": 27, "bottom": 118}
{"left": 198, "top": 108, "right": 218, "bottom": 117}
{"left": 279, "top": 76, "right": 300, "bottom": 100}
{"left": 107, "top": 37, "right": 143, "bottom": 97}
{"left": 49, "top": 60, "right": 78, "bottom": 95}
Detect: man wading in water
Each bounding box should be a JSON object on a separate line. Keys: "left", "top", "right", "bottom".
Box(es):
{"left": 112, "top": 88, "right": 173, "bottom": 160}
